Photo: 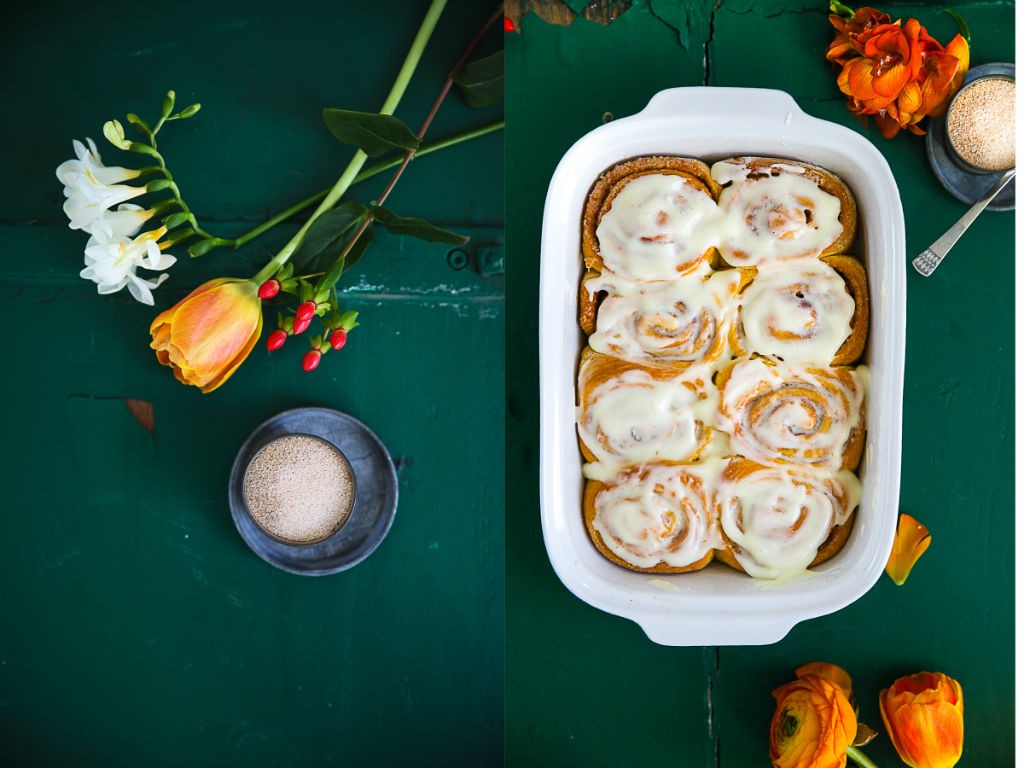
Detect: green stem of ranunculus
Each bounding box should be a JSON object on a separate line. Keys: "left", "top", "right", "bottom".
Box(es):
{"left": 225, "top": 120, "right": 502, "bottom": 251}
{"left": 846, "top": 746, "right": 880, "bottom": 768}
{"left": 253, "top": 0, "right": 448, "bottom": 285}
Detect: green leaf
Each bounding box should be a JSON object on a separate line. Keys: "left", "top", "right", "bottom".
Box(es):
{"left": 941, "top": 8, "right": 971, "bottom": 45}
{"left": 369, "top": 205, "right": 469, "bottom": 245}
{"left": 453, "top": 50, "right": 504, "bottom": 108}
{"left": 322, "top": 109, "right": 421, "bottom": 157}
{"left": 290, "top": 201, "right": 369, "bottom": 274}
{"left": 313, "top": 226, "right": 374, "bottom": 301}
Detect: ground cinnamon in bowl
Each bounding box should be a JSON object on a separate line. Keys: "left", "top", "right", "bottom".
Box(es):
{"left": 946, "top": 76, "right": 1016, "bottom": 172}
{"left": 243, "top": 434, "right": 356, "bottom": 545}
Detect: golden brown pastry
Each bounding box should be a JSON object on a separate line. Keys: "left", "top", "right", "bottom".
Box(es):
{"left": 714, "top": 356, "right": 867, "bottom": 471}
{"left": 711, "top": 157, "right": 857, "bottom": 267}
{"left": 576, "top": 346, "right": 716, "bottom": 468}
{"left": 584, "top": 463, "right": 718, "bottom": 573}
{"left": 582, "top": 156, "right": 720, "bottom": 281}
{"left": 713, "top": 457, "right": 860, "bottom": 578}
{"left": 579, "top": 268, "right": 742, "bottom": 368}
{"left": 732, "top": 254, "right": 868, "bottom": 365}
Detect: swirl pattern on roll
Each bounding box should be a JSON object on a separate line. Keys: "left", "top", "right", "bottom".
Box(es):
{"left": 585, "top": 270, "right": 740, "bottom": 367}
{"left": 737, "top": 258, "right": 857, "bottom": 364}
{"left": 711, "top": 158, "right": 854, "bottom": 267}
{"left": 715, "top": 357, "right": 867, "bottom": 471}
{"left": 586, "top": 464, "right": 719, "bottom": 571}
{"left": 577, "top": 349, "right": 716, "bottom": 470}
{"left": 594, "top": 172, "right": 720, "bottom": 281}
{"left": 714, "top": 458, "right": 861, "bottom": 578}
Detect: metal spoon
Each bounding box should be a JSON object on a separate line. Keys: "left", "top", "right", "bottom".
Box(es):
{"left": 912, "top": 167, "right": 1016, "bottom": 276}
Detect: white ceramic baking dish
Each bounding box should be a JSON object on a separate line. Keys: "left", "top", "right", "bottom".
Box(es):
{"left": 538, "top": 87, "right": 905, "bottom": 646}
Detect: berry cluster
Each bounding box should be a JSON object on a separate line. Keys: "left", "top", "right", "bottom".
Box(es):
{"left": 259, "top": 273, "right": 359, "bottom": 373}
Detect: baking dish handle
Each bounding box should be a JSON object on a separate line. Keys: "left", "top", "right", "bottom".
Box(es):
{"left": 638, "top": 86, "right": 803, "bottom": 123}
{"left": 637, "top": 613, "right": 798, "bottom": 647}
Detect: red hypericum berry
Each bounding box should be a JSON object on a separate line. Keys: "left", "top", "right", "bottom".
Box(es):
{"left": 257, "top": 279, "right": 280, "bottom": 299}
{"left": 295, "top": 301, "right": 316, "bottom": 322}
{"left": 503, "top": 16, "right": 514, "bottom": 32}
{"left": 292, "top": 314, "right": 311, "bottom": 334}
{"left": 302, "top": 349, "right": 322, "bottom": 372}
{"left": 328, "top": 328, "right": 348, "bottom": 350}
{"left": 266, "top": 329, "right": 287, "bottom": 351}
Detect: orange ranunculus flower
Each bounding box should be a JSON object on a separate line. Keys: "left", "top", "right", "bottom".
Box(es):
{"left": 149, "top": 277, "right": 263, "bottom": 393}
{"left": 880, "top": 672, "right": 964, "bottom": 768}
{"left": 885, "top": 513, "right": 932, "bottom": 585}
{"left": 770, "top": 664, "right": 858, "bottom": 768}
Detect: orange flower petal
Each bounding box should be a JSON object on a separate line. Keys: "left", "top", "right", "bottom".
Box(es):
{"left": 886, "top": 513, "right": 931, "bottom": 585}
{"left": 795, "top": 662, "right": 853, "bottom": 701}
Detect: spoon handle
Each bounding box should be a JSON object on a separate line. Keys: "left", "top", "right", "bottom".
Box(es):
{"left": 912, "top": 167, "right": 1016, "bottom": 276}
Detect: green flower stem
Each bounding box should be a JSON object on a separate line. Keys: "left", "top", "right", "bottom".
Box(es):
{"left": 253, "top": 0, "right": 448, "bottom": 285}
{"left": 133, "top": 142, "right": 216, "bottom": 241}
{"left": 225, "top": 120, "right": 502, "bottom": 251}
{"left": 846, "top": 746, "right": 880, "bottom": 768}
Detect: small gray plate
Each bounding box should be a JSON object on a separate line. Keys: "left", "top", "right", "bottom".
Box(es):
{"left": 926, "top": 62, "right": 1015, "bottom": 211}
{"left": 229, "top": 407, "right": 398, "bottom": 575}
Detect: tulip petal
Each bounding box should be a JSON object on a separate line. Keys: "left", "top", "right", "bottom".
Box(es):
{"left": 886, "top": 513, "right": 931, "bottom": 585}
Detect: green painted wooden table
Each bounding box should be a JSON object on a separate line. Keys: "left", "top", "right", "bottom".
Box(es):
{"left": 1, "top": 2, "right": 503, "bottom": 765}
{"left": 505, "top": 1, "right": 1014, "bottom": 765}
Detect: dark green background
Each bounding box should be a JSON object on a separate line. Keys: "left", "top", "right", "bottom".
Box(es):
{"left": 2, "top": 2, "right": 503, "bottom": 765}
{"left": 505, "top": 1, "right": 1014, "bottom": 766}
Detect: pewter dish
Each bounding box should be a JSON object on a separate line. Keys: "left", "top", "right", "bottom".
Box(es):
{"left": 926, "top": 62, "right": 1015, "bottom": 211}
{"left": 229, "top": 407, "right": 398, "bottom": 575}
{"left": 538, "top": 87, "right": 906, "bottom": 646}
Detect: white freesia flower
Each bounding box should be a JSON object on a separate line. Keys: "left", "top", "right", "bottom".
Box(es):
{"left": 80, "top": 224, "right": 177, "bottom": 306}
{"left": 91, "top": 203, "right": 156, "bottom": 241}
{"left": 57, "top": 138, "right": 145, "bottom": 233}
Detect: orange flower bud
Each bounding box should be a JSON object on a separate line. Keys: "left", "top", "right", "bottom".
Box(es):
{"left": 885, "top": 513, "right": 932, "bottom": 585}
{"left": 879, "top": 672, "right": 964, "bottom": 768}
{"left": 770, "top": 665, "right": 858, "bottom": 768}
{"left": 149, "top": 277, "right": 263, "bottom": 393}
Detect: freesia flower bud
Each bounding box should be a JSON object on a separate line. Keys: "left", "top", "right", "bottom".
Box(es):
{"left": 880, "top": 672, "right": 964, "bottom": 768}
{"left": 886, "top": 513, "right": 932, "bottom": 585}
{"left": 149, "top": 277, "right": 263, "bottom": 393}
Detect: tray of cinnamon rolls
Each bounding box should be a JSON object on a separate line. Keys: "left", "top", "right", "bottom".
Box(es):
{"left": 539, "top": 87, "right": 905, "bottom": 646}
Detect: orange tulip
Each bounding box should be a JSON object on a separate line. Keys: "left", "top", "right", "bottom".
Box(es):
{"left": 885, "top": 513, "right": 932, "bottom": 585}
{"left": 149, "top": 277, "right": 263, "bottom": 393}
{"left": 771, "top": 665, "right": 858, "bottom": 768}
{"left": 880, "top": 672, "right": 964, "bottom": 768}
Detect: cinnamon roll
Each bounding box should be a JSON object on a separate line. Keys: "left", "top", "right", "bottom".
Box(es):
{"left": 735, "top": 255, "right": 868, "bottom": 365}
{"left": 711, "top": 157, "right": 857, "bottom": 267}
{"left": 576, "top": 346, "right": 717, "bottom": 469}
{"left": 584, "top": 463, "right": 720, "bottom": 572}
{"left": 582, "top": 156, "right": 721, "bottom": 281}
{"left": 714, "top": 457, "right": 861, "bottom": 578}
{"left": 582, "top": 269, "right": 741, "bottom": 367}
{"left": 715, "top": 357, "right": 867, "bottom": 471}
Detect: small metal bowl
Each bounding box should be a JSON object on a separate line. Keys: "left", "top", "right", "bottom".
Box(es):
{"left": 944, "top": 73, "right": 1016, "bottom": 174}
{"left": 241, "top": 433, "right": 357, "bottom": 546}
{"left": 229, "top": 407, "right": 398, "bottom": 575}
{"left": 926, "top": 62, "right": 1016, "bottom": 210}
